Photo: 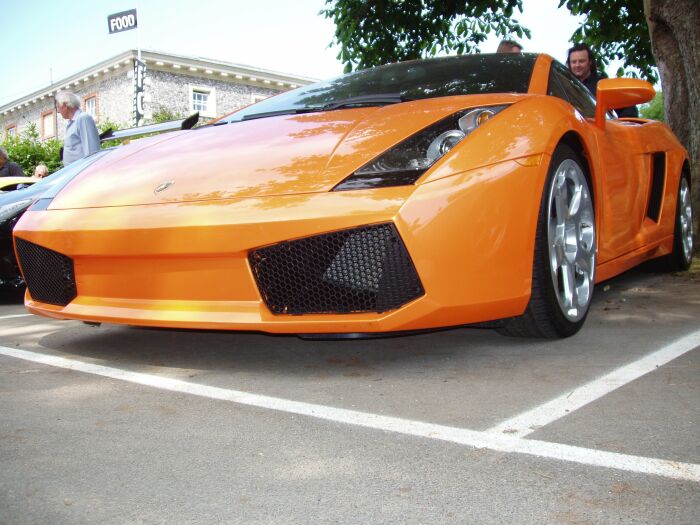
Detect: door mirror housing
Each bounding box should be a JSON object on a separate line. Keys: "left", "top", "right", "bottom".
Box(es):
{"left": 594, "top": 78, "right": 655, "bottom": 127}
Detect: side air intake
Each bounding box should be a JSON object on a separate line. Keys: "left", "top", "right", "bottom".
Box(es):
{"left": 14, "top": 238, "right": 77, "bottom": 306}
{"left": 249, "top": 223, "right": 424, "bottom": 315}
{"left": 647, "top": 152, "right": 666, "bottom": 222}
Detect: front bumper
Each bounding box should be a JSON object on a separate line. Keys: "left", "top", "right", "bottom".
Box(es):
{"left": 14, "top": 159, "right": 542, "bottom": 333}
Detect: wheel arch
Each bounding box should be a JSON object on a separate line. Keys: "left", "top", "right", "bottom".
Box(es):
{"left": 555, "top": 130, "right": 596, "bottom": 202}
{"left": 681, "top": 159, "right": 691, "bottom": 187}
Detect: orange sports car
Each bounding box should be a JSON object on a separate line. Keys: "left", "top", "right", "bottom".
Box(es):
{"left": 13, "top": 53, "right": 694, "bottom": 338}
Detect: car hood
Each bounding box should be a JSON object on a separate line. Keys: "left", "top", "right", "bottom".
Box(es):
{"left": 49, "top": 95, "right": 521, "bottom": 209}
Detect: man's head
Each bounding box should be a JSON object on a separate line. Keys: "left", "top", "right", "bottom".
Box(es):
{"left": 34, "top": 164, "right": 49, "bottom": 178}
{"left": 496, "top": 39, "right": 523, "bottom": 53}
{"left": 55, "top": 91, "right": 81, "bottom": 120}
{"left": 567, "top": 43, "right": 597, "bottom": 81}
{"left": 0, "top": 147, "right": 8, "bottom": 168}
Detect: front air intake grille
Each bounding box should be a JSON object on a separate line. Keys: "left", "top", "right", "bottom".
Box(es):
{"left": 249, "top": 223, "right": 424, "bottom": 315}
{"left": 14, "top": 238, "right": 77, "bottom": 306}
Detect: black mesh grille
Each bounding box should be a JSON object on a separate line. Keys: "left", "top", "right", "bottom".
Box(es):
{"left": 14, "top": 238, "right": 77, "bottom": 306}
{"left": 249, "top": 223, "right": 424, "bottom": 315}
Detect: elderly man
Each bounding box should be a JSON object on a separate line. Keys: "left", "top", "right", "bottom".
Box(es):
{"left": 0, "top": 147, "right": 26, "bottom": 177}
{"left": 34, "top": 164, "right": 49, "bottom": 178}
{"left": 55, "top": 90, "right": 100, "bottom": 165}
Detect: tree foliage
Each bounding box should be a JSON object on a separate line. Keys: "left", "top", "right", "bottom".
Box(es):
{"left": 322, "top": 0, "right": 530, "bottom": 72}
{"left": 322, "top": 0, "right": 657, "bottom": 81}
{"left": 559, "top": 1, "right": 657, "bottom": 81}
{"left": 97, "top": 117, "right": 127, "bottom": 149}
{"left": 640, "top": 92, "right": 664, "bottom": 121}
{"left": 1, "top": 124, "right": 62, "bottom": 175}
{"left": 148, "top": 105, "right": 183, "bottom": 124}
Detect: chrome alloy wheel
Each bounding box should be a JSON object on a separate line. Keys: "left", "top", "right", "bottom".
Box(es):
{"left": 547, "top": 159, "right": 596, "bottom": 322}
{"left": 678, "top": 177, "right": 694, "bottom": 263}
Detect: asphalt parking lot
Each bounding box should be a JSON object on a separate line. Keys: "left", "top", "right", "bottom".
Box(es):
{"left": 1, "top": 265, "right": 699, "bottom": 524}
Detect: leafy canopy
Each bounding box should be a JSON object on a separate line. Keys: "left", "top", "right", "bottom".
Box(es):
{"left": 1, "top": 124, "right": 62, "bottom": 175}
{"left": 322, "top": 0, "right": 530, "bottom": 72}
{"left": 323, "top": 0, "right": 657, "bottom": 81}
{"left": 640, "top": 92, "right": 665, "bottom": 121}
{"left": 559, "top": 0, "right": 656, "bottom": 81}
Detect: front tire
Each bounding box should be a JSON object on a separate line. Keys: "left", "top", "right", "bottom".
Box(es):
{"left": 499, "top": 144, "right": 596, "bottom": 338}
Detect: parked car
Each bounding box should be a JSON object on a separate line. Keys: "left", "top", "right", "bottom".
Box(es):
{"left": 1, "top": 153, "right": 111, "bottom": 290}
{"left": 0, "top": 176, "right": 40, "bottom": 193}
{"left": 13, "top": 54, "right": 693, "bottom": 337}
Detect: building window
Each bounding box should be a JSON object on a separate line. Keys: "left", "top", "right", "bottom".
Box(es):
{"left": 83, "top": 94, "right": 98, "bottom": 119}
{"left": 193, "top": 91, "right": 208, "bottom": 111}
{"left": 5, "top": 124, "right": 17, "bottom": 138}
{"left": 189, "top": 86, "right": 216, "bottom": 118}
{"left": 41, "top": 110, "right": 55, "bottom": 139}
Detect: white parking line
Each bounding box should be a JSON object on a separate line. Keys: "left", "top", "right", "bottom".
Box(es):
{"left": 0, "top": 314, "right": 33, "bottom": 320}
{"left": 1, "top": 344, "right": 698, "bottom": 483}
{"left": 487, "top": 329, "right": 700, "bottom": 438}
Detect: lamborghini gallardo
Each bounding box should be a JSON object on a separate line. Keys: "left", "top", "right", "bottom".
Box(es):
{"left": 13, "top": 53, "right": 693, "bottom": 337}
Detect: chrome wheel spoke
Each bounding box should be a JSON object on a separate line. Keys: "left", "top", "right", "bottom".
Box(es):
{"left": 553, "top": 174, "right": 569, "bottom": 222}
{"left": 576, "top": 252, "right": 593, "bottom": 276}
{"left": 547, "top": 158, "right": 596, "bottom": 322}
{"left": 560, "top": 262, "right": 575, "bottom": 308}
{"left": 679, "top": 180, "right": 694, "bottom": 260}
{"left": 568, "top": 179, "right": 582, "bottom": 217}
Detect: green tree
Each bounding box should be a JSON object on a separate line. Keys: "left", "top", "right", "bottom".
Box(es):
{"left": 1, "top": 124, "right": 62, "bottom": 175}
{"left": 559, "top": 1, "right": 655, "bottom": 80}
{"left": 323, "top": 0, "right": 529, "bottom": 72}
{"left": 640, "top": 92, "right": 664, "bottom": 121}
{"left": 149, "top": 105, "right": 183, "bottom": 124}
{"left": 97, "top": 117, "right": 127, "bottom": 148}
{"left": 323, "top": 0, "right": 700, "bottom": 248}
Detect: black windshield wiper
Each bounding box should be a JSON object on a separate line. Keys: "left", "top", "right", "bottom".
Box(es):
{"left": 241, "top": 108, "right": 324, "bottom": 121}
{"left": 321, "top": 93, "right": 410, "bottom": 111}
{"left": 233, "top": 94, "right": 409, "bottom": 123}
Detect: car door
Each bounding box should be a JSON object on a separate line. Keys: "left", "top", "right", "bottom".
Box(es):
{"left": 547, "top": 62, "right": 650, "bottom": 262}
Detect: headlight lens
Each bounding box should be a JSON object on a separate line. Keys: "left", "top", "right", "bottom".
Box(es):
{"left": 333, "top": 105, "right": 508, "bottom": 191}
{"left": 0, "top": 199, "right": 33, "bottom": 223}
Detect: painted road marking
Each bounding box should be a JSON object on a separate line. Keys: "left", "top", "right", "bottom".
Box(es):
{"left": 0, "top": 314, "right": 33, "bottom": 320}
{"left": 487, "top": 329, "right": 700, "bottom": 438}
{"left": 1, "top": 344, "right": 698, "bottom": 483}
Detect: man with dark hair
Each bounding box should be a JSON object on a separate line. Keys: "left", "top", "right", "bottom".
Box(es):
{"left": 566, "top": 43, "right": 638, "bottom": 118}
{"left": 497, "top": 39, "right": 522, "bottom": 53}
{"left": 0, "top": 147, "right": 25, "bottom": 177}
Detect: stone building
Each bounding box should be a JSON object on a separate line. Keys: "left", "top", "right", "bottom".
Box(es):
{"left": 0, "top": 49, "right": 316, "bottom": 140}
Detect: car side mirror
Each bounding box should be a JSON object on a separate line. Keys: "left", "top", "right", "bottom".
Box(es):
{"left": 594, "top": 78, "right": 655, "bottom": 127}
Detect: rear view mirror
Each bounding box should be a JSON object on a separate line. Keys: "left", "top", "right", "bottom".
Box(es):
{"left": 594, "top": 78, "right": 655, "bottom": 127}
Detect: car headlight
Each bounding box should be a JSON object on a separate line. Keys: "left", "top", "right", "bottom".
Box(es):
{"left": 0, "top": 199, "right": 33, "bottom": 223}
{"left": 333, "top": 105, "right": 508, "bottom": 191}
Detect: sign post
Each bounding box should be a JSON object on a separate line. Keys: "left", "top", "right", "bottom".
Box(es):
{"left": 133, "top": 58, "right": 147, "bottom": 127}
{"left": 107, "top": 9, "right": 138, "bottom": 34}
{"left": 108, "top": 9, "right": 145, "bottom": 126}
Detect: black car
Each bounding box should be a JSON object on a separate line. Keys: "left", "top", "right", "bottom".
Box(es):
{"left": 0, "top": 151, "right": 112, "bottom": 291}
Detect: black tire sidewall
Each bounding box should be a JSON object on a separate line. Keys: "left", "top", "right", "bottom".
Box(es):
{"left": 673, "top": 176, "right": 693, "bottom": 271}
{"left": 534, "top": 144, "right": 595, "bottom": 337}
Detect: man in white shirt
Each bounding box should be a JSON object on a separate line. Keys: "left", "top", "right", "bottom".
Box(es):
{"left": 55, "top": 91, "right": 100, "bottom": 165}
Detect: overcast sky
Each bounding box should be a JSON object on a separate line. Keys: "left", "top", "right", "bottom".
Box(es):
{"left": 0, "top": 0, "right": 588, "bottom": 106}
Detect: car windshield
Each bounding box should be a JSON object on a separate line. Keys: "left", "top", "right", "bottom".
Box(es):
{"left": 222, "top": 53, "right": 537, "bottom": 123}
